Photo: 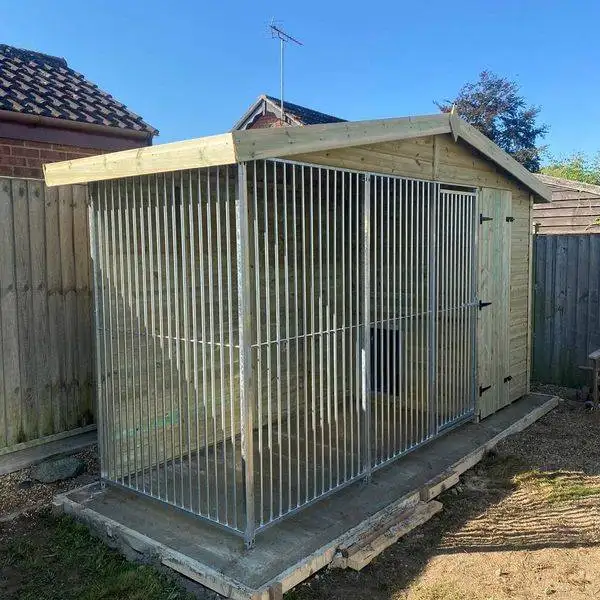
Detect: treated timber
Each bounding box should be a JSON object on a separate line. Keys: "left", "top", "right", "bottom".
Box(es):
{"left": 43, "top": 114, "right": 552, "bottom": 202}
{"left": 0, "top": 178, "right": 94, "bottom": 451}
{"left": 43, "top": 133, "right": 237, "bottom": 186}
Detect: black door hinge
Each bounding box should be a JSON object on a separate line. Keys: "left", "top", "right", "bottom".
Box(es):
{"left": 504, "top": 375, "right": 513, "bottom": 383}
{"left": 480, "top": 214, "right": 493, "bottom": 224}
{"left": 479, "top": 300, "right": 492, "bottom": 310}
{"left": 506, "top": 216, "right": 515, "bottom": 222}
{"left": 479, "top": 384, "right": 492, "bottom": 396}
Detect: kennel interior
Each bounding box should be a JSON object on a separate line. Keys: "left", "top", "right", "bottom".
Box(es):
{"left": 46, "top": 114, "right": 548, "bottom": 547}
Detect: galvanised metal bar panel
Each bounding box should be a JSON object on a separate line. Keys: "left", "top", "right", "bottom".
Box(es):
{"left": 89, "top": 167, "right": 245, "bottom": 537}
{"left": 88, "top": 158, "right": 480, "bottom": 543}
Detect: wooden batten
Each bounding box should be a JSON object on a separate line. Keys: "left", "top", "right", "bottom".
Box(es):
{"left": 43, "top": 133, "right": 237, "bottom": 186}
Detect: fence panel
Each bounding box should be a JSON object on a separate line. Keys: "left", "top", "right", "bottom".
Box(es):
{"left": 0, "top": 177, "right": 93, "bottom": 452}
{"left": 532, "top": 233, "right": 600, "bottom": 387}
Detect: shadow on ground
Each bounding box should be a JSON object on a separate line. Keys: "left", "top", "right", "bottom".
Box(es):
{"left": 286, "top": 390, "right": 600, "bottom": 600}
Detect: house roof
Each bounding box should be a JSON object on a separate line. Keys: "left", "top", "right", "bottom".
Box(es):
{"left": 535, "top": 173, "right": 600, "bottom": 197}
{"left": 233, "top": 94, "right": 346, "bottom": 129}
{"left": 43, "top": 111, "right": 552, "bottom": 201}
{"left": 0, "top": 43, "right": 157, "bottom": 135}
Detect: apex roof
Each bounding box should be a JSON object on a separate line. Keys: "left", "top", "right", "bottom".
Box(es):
{"left": 43, "top": 111, "right": 551, "bottom": 201}
{"left": 233, "top": 94, "right": 346, "bottom": 129}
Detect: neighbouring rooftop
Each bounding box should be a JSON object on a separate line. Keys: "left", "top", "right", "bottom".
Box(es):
{"left": 0, "top": 43, "right": 158, "bottom": 135}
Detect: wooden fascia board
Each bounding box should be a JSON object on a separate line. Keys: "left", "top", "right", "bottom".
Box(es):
{"left": 262, "top": 96, "right": 304, "bottom": 126}
{"left": 43, "top": 132, "right": 236, "bottom": 187}
{"left": 456, "top": 119, "right": 552, "bottom": 202}
{"left": 232, "top": 114, "right": 453, "bottom": 162}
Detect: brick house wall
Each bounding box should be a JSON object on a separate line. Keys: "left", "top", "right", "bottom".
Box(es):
{"left": 0, "top": 137, "right": 104, "bottom": 179}
{"left": 247, "top": 112, "right": 285, "bottom": 129}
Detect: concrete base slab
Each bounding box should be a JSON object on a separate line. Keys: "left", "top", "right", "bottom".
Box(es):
{"left": 53, "top": 394, "right": 558, "bottom": 599}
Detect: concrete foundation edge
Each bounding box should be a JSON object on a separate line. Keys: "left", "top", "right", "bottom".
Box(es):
{"left": 52, "top": 395, "right": 560, "bottom": 600}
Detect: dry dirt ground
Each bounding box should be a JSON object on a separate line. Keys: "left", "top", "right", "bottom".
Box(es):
{"left": 3, "top": 387, "right": 600, "bottom": 599}
{"left": 289, "top": 386, "right": 600, "bottom": 600}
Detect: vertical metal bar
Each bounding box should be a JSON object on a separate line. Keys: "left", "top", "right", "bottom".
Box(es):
{"left": 392, "top": 178, "right": 398, "bottom": 454}
{"left": 362, "top": 174, "right": 372, "bottom": 478}
{"left": 225, "top": 167, "right": 237, "bottom": 527}
{"left": 341, "top": 171, "right": 347, "bottom": 482}
{"left": 310, "top": 166, "right": 317, "bottom": 499}
{"left": 292, "top": 165, "right": 300, "bottom": 506}
{"left": 385, "top": 177, "right": 391, "bottom": 460}
{"left": 325, "top": 169, "right": 332, "bottom": 490}
{"left": 180, "top": 172, "right": 192, "bottom": 511}
{"left": 188, "top": 171, "right": 200, "bottom": 514}
{"left": 301, "top": 165, "right": 309, "bottom": 503}
{"left": 333, "top": 170, "right": 339, "bottom": 487}
{"left": 263, "top": 160, "right": 273, "bottom": 522}
{"left": 428, "top": 184, "right": 438, "bottom": 437}
{"left": 348, "top": 173, "right": 354, "bottom": 477}
{"left": 272, "top": 162, "right": 283, "bottom": 516}
{"left": 318, "top": 168, "right": 324, "bottom": 495}
{"left": 236, "top": 162, "right": 256, "bottom": 547}
{"left": 252, "top": 163, "right": 263, "bottom": 525}
{"left": 197, "top": 170, "right": 211, "bottom": 514}
{"left": 171, "top": 176, "right": 184, "bottom": 507}
{"left": 132, "top": 180, "right": 145, "bottom": 491}
{"left": 215, "top": 168, "right": 228, "bottom": 522}
{"left": 373, "top": 176, "right": 378, "bottom": 464}
{"left": 282, "top": 162, "right": 291, "bottom": 511}
{"left": 89, "top": 193, "right": 106, "bottom": 478}
{"left": 354, "top": 172, "right": 360, "bottom": 473}
{"left": 471, "top": 191, "right": 479, "bottom": 414}
{"left": 154, "top": 176, "right": 167, "bottom": 500}
{"left": 206, "top": 171, "right": 219, "bottom": 519}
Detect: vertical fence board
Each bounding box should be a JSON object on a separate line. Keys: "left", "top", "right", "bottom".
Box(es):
{"left": 12, "top": 179, "right": 35, "bottom": 440}
{"left": 46, "top": 185, "right": 65, "bottom": 432}
{"left": 0, "top": 179, "right": 21, "bottom": 445}
{"left": 533, "top": 233, "right": 600, "bottom": 387}
{"left": 29, "top": 179, "right": 52, "bottom": 437}
{"left": 73, "top": 185, "right": 92, "bottom": 423}
{"left": 0, "top": 177, "right": 93, "bottom": 452}
{"left": 58, "top": 185, "right": 78, "bottom": 430}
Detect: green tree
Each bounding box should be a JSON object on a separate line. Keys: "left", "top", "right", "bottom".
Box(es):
{"left": 437, "top": 71, "right": 548, "bottom": 172}
{"left": 541, "top": 152, "right": 600, "bottom": 185}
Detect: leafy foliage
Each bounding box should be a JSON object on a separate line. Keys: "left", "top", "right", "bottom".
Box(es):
{"left": 541, "top": 152, "right": 600, "bottom": 185}
{"left": 437, "top": 71, "right": 548, "bottom": 172}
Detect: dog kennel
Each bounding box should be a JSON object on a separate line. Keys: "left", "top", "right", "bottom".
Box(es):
{"left": 44, "top": 113, "right": 550, "bottom": 547}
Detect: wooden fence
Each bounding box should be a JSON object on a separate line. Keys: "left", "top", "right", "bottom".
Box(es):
{"left": 0, "top": 177, "right": 94, "bottom": 453}
{"left": 532, "top": 233, "right": 600, "bottom": 387}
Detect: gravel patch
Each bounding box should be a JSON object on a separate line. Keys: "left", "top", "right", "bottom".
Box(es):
{"left": 0, "top": 445, "right": 99, "bottom": 518}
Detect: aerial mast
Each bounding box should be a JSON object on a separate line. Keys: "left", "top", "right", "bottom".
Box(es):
{"left": 269, "top": 20, "right": 303, "bottom": 125}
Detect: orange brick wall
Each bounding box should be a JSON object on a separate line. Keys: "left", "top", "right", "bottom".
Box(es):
{"left": 0, "top": 138, "right": 104, "bottom": 179}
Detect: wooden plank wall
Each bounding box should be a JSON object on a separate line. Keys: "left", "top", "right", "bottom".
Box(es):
{"left": 532, "top": 233, "right": 600, "bottom": 387}
{"left": 0, "top": 177, "right": 93, "bottom": 451}
{"left": 292, "top": 133, "right": 533, "bottom": 412}
{"left": 532, "top": 195, "right": 600, "bottom": 235}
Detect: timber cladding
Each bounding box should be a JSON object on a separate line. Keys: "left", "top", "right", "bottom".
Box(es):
{"left": 0, "top": 177, "right": 93, "bottom": 450}
{"left": 291, "top": 133, "right": 533, "bottom": 407}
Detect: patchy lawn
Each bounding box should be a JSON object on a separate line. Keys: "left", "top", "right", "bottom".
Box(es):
{"left": 3, "top": 387, "right": 600, "bottom": 600}
{"left": 0, "top": 511, "right": 196, "bottom": 600}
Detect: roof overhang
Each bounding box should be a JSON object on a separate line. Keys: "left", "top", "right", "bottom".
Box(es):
{"left": 43, "top": 113, "right": 551, "bottom": 201}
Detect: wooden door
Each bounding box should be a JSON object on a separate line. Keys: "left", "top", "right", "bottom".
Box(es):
{"left": 478, "top": 188, "right": 512, "bottom": 419}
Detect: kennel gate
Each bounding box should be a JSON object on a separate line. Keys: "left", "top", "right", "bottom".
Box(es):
{"left": 89, "top": 159, "right": 478, "bottom": 546}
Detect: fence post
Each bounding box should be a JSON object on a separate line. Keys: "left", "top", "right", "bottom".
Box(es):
{"left": 236, "top": 162, "right": 256, "bottom": 547}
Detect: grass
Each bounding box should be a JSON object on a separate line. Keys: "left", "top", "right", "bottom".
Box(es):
{"left": 514, "top": 470, "right": 600, "bottom": 504}
{"left": 0, "top": 512, "right": 195, "bottom": 600}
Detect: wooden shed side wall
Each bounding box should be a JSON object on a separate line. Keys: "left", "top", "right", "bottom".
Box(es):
{"left": 0, "top": 177, "right": 93, "bottom": 451}
{"left": 289, "top": 134, "right": 533, "bottom": 409}
{"left": 532, "top": 196, "right": 600, "bottom": 235}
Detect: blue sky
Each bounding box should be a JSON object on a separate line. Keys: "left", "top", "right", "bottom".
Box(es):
{"left": 2, "top": 1, "right": 599, "bottom": 162}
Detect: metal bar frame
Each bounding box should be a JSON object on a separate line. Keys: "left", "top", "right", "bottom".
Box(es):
{"left": 88, "top": 157, "right": 480, "bottom": 545}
